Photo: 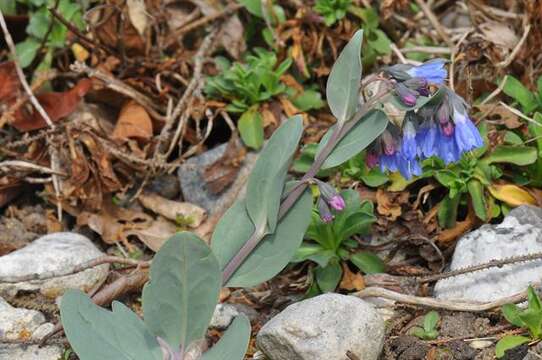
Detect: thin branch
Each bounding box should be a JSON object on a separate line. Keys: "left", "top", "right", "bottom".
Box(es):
{"left": 413, "top": 0, "right": 454, "bottom": 48}
{"left": 356, "top": 285, "right": 532, "bottom": 312}
{"left": 0, "top": 160, "right": 66, "bottom": 176}
{"left": 0, "top": 256, "right": 149, "bottom": 283}
{"left": 497, "top": 23, "right": 531, "bottom": 68}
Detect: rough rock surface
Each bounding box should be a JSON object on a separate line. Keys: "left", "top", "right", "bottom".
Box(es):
{"left": 0, "top": 344, "right": 63, "bottom": 360}
{"left": 0, "top": 297, "right": 46, "bottom": 340}
{"left": 209, "top": 303, "right": 258, "bottom": 330}
{"left": 0, "top": 232, "right": 109, "bottom": 300}
{"left": 256, "top": 293, "right": 385, "bottom": 360}
{"left": 434, "top": 206, "right": 542, "bottom": 302}
{"left": 178, "top": 143, "right": 257, "bottom": 214}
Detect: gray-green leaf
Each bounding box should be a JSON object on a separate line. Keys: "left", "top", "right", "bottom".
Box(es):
{"left": 201, "top": 315, "right": 251, "bottom": 360}
{"left": 60, "top": 289, "right": 162, "bottom": 360}
{"left": 326, "top": 30, "right": 363, "bottom": 123}
{"left": 142, "top": 232, "right": 221, "bottom": 350}
{"left": 317, "top": 110, "right": 389, "bottom": 169}
{"left": 246, "top": 115, "right": 304, "bottom": 233}
{"left": 212, "top": 188, "right": 313, "bottom": 287}
{"left": 482, "top": 145, "right": 537, "bottom": 166}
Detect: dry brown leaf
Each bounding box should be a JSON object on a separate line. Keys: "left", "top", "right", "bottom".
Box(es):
{"left": 127, "top": 0, "right": 148, "bottom": 36}
{"left": 339, "top": 263, "right": 365, "bottom": 291}
{"left": 124, "top": 216, "right": 177, "bottom": 251}
{"left": 476, "top": 103, "right": 521, "bottom": 129}
{"left": 479, "top": 22, "right": 519, "bottom": 50}
{"left": 203, "top": 135, "right": 246, "bottom": 194}
{"left": 112, "top": 100, "right": 153, "bottom": 143}
{"left": 489, "top": 184, "right": 537, "bottom": 207}
{"left": 437, "top": 207, "right": 476, "bottom": 243}
{"left": 77, "top": 200, "right": 152, "bottom": 244}
{"left": 138, "top": 192, "right": 206, "bottom": 227}
{"left": 376, "top": 188, "right": 405, "bottom": 221}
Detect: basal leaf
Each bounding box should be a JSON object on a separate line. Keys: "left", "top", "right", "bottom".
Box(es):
{"left": 503, "top": 76, "right": 538, "bottom": 114}
{"left": 488, "top": 184, "right": 537, "bottom": 207}
{"left": 467, "top": 179, "right": 487, "bottom": 221}
{"left": 482, "top": 145, "right": 537, "bottom": 166}
{"left": 438, "top": 194, "right": 460, "bottom": 228}
{"left": 495, "top": 335, "right": 530, "bottom": 358}
{"left": 201, "top": 315, "right": 251, "bottom": 360}
{"left": 315, "top": 261, "right": 342, "bottom": 293}
{"left": 142, "top": 233, "right": 221, "bottom": 350}
{"left": 246, "top": 115, "right": 304, "bottom": 233}
{"left": 213, "top": 188, "right": 313, "bottom": 287}
{"left": 350, "top": 252, "right": 385, "bottom": 274}
{"left": 237, "top": 0, "right": 263, "bottom": 17}
{"left": 238, "top": 106, "right": 264, "bottom": 150}
{"left": 318, "top": 110, "right": 389, "bottom": 169}
{"left": 423, "top": 311, "right": 439, "bottom": 332}
{"left": 502, "top": 304, "right": 524, "bottom": 328}
{"left": 60, "top": 289, "right": 162, "bottom": 360}
{"left": 326, "top": 30, "right": 363, "bottom": 123}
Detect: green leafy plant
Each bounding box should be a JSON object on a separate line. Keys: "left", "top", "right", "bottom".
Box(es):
{"left": 293, "top": 189, "right": 381, "bottom": 293}
{"left": 348, "top": 7, "right": 391, "bottom": 66}
{"left": 501, "top": 76, "right": 542, "bottom": 186}
{"left": 422, "top": 125, "right": 537, "bottom": 228}
{"left": 495, "top": 286, "right": 542, "bottom": 358}
{"left": 409, "top": 311, "right": 440, "bottom": 340}
{"left": 14, "top": 0, "right": 85, "bottom": 69}
{"left": 314, "top": 0, "right": 352, "bottom": 26}
{"left": 341, "top": 152, "right": 389, "bottom": 187}
{"left": 205, "top": 49, "right": 292, "bottom": 149}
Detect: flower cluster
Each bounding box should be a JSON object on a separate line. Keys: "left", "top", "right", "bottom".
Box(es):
{"left": 314, "top": 179, "right": 345, "bottom": 223}
{"left": 367, "top": 59, "right": 484, "bottom": 179}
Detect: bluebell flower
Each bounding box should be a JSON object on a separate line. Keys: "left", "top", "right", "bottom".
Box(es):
{"left": 435, "top": 127, "right": 461, "bottom": 164}
{"left": 416, "top": 123, "right": 437, "bottom": 159}
{"left": 395, "top": 82, "right": 417, "bottom": 106}
{"left": 406, "top": 59, "right": 447, "bottom": 85}
{"left": 379, "top": 153, "right": 399, "bottom": 173}
{"left": 397, "top": 156, "right": 422, "bottom": 179}
{"left": 401, "top": 120, "right": 417, "bottom": 160}
{"left": 453, "top": 110, "right": 484, "bottom": 153}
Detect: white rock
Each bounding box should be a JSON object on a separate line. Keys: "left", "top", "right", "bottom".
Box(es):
{"left": 256, "top": 293, "right": 385, "bottom": 360}
{"left": 434, "top": 206, "right": 542, "bottom": 302}
{"left": 0, "top": 232, "right": 109, "bottom": 300}
{"left": 209, "top": 303, "right": 258, "bottom": 330}
{"left": 0, "top": 297, "right": 46, "bottom": 340}
{"left": 0, "top": 344, "right": 63, "bottom": 360}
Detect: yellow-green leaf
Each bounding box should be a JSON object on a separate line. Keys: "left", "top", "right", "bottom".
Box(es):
{"left": 488, "top": 184, "right": 536, "bottom": 207}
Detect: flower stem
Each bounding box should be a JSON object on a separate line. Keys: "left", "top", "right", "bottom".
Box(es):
{"left": 221, "top": 90, "right": 391, "bottom": 285}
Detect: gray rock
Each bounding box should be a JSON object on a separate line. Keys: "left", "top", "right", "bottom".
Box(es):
{"left": 0, "top": 297, "right": 46, "bottom": 340}
{"left": 256, "top": 293, "right": 385, "bottom": 360}
{"left": 0, "top": 232, "right": 109, "bottom": 300}
{"left": 209, "top": 303, "right": 258, "bottom": 329}
{"left": 0, "top": 344, "right": 63, "bottom": 360}
{"left": 178, "top": 143, "right": 257, "bottom": 213}
{"left": 434, "top": 206, "right": 542, "bottom": 302}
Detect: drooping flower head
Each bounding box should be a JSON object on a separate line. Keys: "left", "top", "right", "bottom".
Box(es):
{"left": 315, "top": 179, "right": 345, "bottom": 212}
{"left": 395, "top": 82, "right": 418, "bottom": 107}
{"left": 317, "top": 197, "right": 333, "bottom": 223}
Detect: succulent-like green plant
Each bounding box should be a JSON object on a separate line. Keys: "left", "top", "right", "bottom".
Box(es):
{"left": 410, "top": 311, "right": 440, "bottom": 340}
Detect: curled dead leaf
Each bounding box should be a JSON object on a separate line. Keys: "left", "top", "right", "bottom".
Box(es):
{"left": 124, "top": 216, "right": 177, "bottom": 252}
{"left": 488, "top": 184, "right": 537, "bottom": 207}
{"left": 376, "top": 188, "right": 407, "bottom": 221}
{"left": 339, "top": 263, "right": 365, "bottom": 291}
{"left": 112, "top": 100, "right": 153, "bottom": 143}
{"left": 138, "top": 192, "right": 206, "bottom": 227}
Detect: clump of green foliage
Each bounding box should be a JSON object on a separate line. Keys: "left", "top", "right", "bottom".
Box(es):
{"left": 409, "top": 311, "right": 440, "bottom": 340}
{"left": 293, "top": 189, "right": 382, "bottom": 294}
{"left": 313, "top": 0, "right": 352, "bottom": 26}
{"left": 496, "top": 286, "right": 542, "bottom": 358}
{"left": 502, "top": 76, "right": 542, "bottom": 186}
{"left": 5, "top": 0, "right": 84, "bottom": 69}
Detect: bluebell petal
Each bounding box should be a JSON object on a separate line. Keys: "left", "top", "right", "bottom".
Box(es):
{"left": 406, "top": 59, "right": 447, "bottom": 85}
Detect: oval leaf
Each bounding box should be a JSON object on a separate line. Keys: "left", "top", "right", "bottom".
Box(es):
{"left": 326, "top": 30, "right": 363, "bottom": 123}
{"left": 495, "top": 335, "right": 530, "bottom": 358}
{"left": 350, "top": 251, "right": 385, "bottom": 274}
{"left": 315, "top": 261, "right": 342, "bottom": 293}
{"left": 201, "top": 315, "right": 251, "bottom": 360}
{"left": 213, "top": 188, "right": 313, "bottom": 287}
{"left": 467, "top": 179, "right": 487, "bottom": 221}
{"left": 238, "top": 106, "right": 264, "bottom": 150}
{"left": 142, "top": 232, "right": 221, "bottom": 350}
{"left": 483, "top": 145, "right": 537, "bottom": 166}
{"left": 60, "top": 289, "right": 162, "bottom": 360}
{"left": 488, "top": 184, "right": 537, "bottom": 207}
{"left": 246, "top": 115, "right": 304, "bottom": 233}
{"left": 317, "top": 110, "right": 389, "bottom": 169}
